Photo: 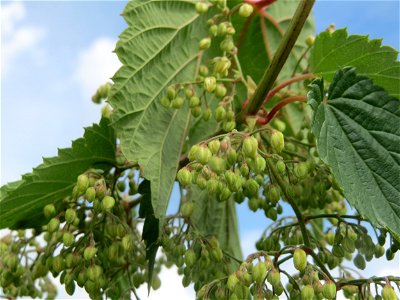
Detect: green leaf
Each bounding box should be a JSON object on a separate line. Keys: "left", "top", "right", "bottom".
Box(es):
{"left": 109, "top": 0, "right": 212, "bottom": 222}
{"left": 232, "top": 0, "right": 314, "bottom": 83}
{"left": 138, "top": 180, "right": 159, "bottom": 295}
{"left": 310, "top": 28, "right": 400, "bottom": 98}
{"left": 308, "top": 67, "right": 400, "bottom": 241}
{"left": 189, "top": 186, "right": 242, "bottom": 267}
{"left": 0, "top": 118, "right": 116, "bottom": 229}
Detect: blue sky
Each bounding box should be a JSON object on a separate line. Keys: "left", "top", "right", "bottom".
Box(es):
{"left": 1, "top": 1, "right": 399, "bottom": 299}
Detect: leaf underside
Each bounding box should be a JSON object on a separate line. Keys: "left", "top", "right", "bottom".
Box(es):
{"left": 0, "top": 118, "right": 116, "bottom": 229}
{"left": 308, "top": 67, "right": 400, "bottom": 241}
{"left": 310, "top": 28, "right": 400, "bottom": 98}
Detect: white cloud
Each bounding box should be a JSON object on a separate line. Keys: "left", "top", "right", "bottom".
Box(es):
{"left": 1, "top": 2, "right": 45, "bottom": 73}
{"left": 74, "top": 38, "right": 121, "bottom": 99}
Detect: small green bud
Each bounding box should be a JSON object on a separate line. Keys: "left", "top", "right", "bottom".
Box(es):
{"left": 240, "top": 163, "right": 250, "bottom": 177}
{"left": 227, "top": 148, "right": 237, "bottom": 165}
{"left": 84, "top": 246, "right": 97, "bottom": 261}
{"left": 214, "top": 106, "right": 226, "bottom": 122}
{"left": 252, "top": 261, "right": 267, "bottom": 284}
{"left": 341, "top": 237, "right": 356, "bottom": 253}
{"left": 87, "top": 265, "right": 103, "bottom": 282}
{"left": 223, "top": 120, "right": 236, "bottom": 132}
{"left": 332, "top": 244, "right": 344, "bottom": 257}
{"left": 239, "top": 3, "right": 254, "bottom": 17}
{"left": 254, "top": 155, "right": 266, "bottom": 174}
{"left": 301, "top": 285, "right": 314, "bottom": 300}
{"left": 353, "top": 253, "right": 366, "bottom": 270}
{"left": 199, "top": 65, "right": 209, "bottom": 76}
{"left": 171, "top": 96, "right": 184, "bottom": 109}
{"left": 293, "top": 248, "right": 307, "bottom": 272}
{"left": 44, "top": 204, "right": 56, "bottom": 219}
{"left": 204, "top": 76, "right": 217, "bottom": 92}
{"left": 218, "top": 187, "right": 232, "bottom": 202}
{"left": 191, "top": 106, "right": 202, "bottom": 117}
{"left": 181, "top": 201, "right": 194, "bottom": 218}
{"left": 271, "top": 131, "right": 284, "bottom": 153}
{"left": 189, "top": 96, "right": 200, "bottom": 108}
{"left": 305, "top": 35, "right": 315, "bottom": 47}
{"left": 267, "top": 269, "right": 281, "bottom": 287}
{"left": 52, "top": 255, "right": 65, "bottom": 274}
{"left": 227, "top": 273, "right": 239, "bottom": 291}
{"left": 122, "top": 234, "right": 134, "bottom": 251}
{"left": 267, "top": 184, "right": 280, "bottom": 205}
{"left": 188, "top": 145, "right": 200, "bottom": 162}
{"left": 199, "top": 37, "right": 211, "bottom": 50}
{"left": 208, "top": 156, "right": 226, "bottom": 174}
{"left": 84, "top": 186, "right": 96, "bottom": 203}
{"left": 276, "top": 160, "right": 286, "bottom": 174}
{"left": 322, "top": 282, "right": 336, "bottom": 299}
{"left": 217, "top": 23, "right": 227, "bottom": 36}
{"left": 160, "top": 96, "right": 170, "bottom": 108}
{"left": 294, "top": 162, "right": 309, "bottom": 179}
{"left": 48, "top": 217, "right": 60, "bottom": 233}
{"left": 65, "top": 208, "right": 77, "bottom": 224}
{"left": 167, "top": 85, "right": 176, "bottom": 100}
{"left": 244, "top": 178, "right": 259, "bottom": 198}
{"left": 195, "top": 2, "right": 208, "bottom": 14}
{"left": 77, "top": 174, "right": 90, "bottom": 195}
{"left": 202, "top": 108, "right": 212, "bottom": 121}
{"left": 220, "top": 37, "right": 235, "bottom": 52}
{"left": 206, "top": 178, "right": 219, "bottom": 195}
{"left": 375, "top": 244, "right": 385, "bottom": 258}
{"left": 382, "top": 285, "right": 397, "bottom": 300}
{"left": 184, "top": 249, "right": 196, "bottom": 267}
{"left": 214, "top": 84, "right": 227, "bottom": 98}
{"left": 102, "top": 196, "right": 115, "bottom": 211}
{"left": 196, "top": 146, "right": 212, "bottom": 164}
{"left": 63, "top": 232, "right": 74, "bottom": 247}
{"left": 177, "top": 168, "right": 192, "bottom": 186}
{"left": 209, "top": 24, "right": 218, "bottom": 36}
{"left": 213, "top": 57, "right": 231, "bottom": 75}
{"left": 208, "top": 140, "right": 220, "bottom": 154}
{"left": 243, "top": 136, "right": 258, "bottom": 159}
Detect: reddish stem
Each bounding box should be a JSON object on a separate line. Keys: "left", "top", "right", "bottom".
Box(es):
{"left": 264, "top": 73, "right": 315, "bottom": 104}
{"left": 257, "top": 95, "right": 306, "bottom": 125}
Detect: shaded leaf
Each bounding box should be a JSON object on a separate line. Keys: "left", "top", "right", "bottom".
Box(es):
{"left": 0, "top": 118, "right": 116, "bottom": 229}
{"left": 310, "top": 28, "right": 400, "bottom": 98}
{"left": 308, "top": 67, "right": 400, "bottom": 241}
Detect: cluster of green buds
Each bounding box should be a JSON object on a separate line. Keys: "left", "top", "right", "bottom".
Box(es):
{"left": 91, "top": 82, "right": 111, "bottom": 104}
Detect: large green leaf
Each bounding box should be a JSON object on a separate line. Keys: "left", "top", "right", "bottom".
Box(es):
{"left": 308, "top": 67, "right": 400, "bottom": 241}
{"left": 190, "top": 186, "right": 242, "bottom": 265}
{"left": 0, "top": 118, "right": 116, "bottom": 229}
{"left": 310, "top": 28, "right": 400, "bottom": 98}
{"left": 109, "top": 0, "right": 212, "bottom": 221}
{"left": 232, "top": 0, "right": 314, "bottom": 83}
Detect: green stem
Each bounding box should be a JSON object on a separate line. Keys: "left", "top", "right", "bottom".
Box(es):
{"left": 242, "top": 0, "right": 315, "bottom": 116}
{"left": 266, "top": 159, "right": 311, "bottom": 247}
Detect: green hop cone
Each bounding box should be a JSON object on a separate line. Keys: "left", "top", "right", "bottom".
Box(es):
{"left": 239, "top": 3, "right": 254, "bottom": 17}
{"left": 267, "top": 270, "right": 281, "bottom": 287}
{"left": 214, "top": 106, "right": 226, "bottom": 122}
{"left": 65, "top": 208, "right": 77, "bottom": 224}
{"left": 341, "top": 237, "right": 356, "bottom": 253}
{"left": 202, "top": 108, "right": 212, "bottom": 121}
{"left": 184, "top": 249, "right": 196, "bottom": 267}
{"left": 213, "top": 57, "right": 231, "bottom": 75}
{"left": 160, "top": 96, "right": 170, "bottom": 108}
{"left": 293, "top": 248, "right": 307, "bottom": 272}
{"left": 220, "top": 37, "right": 235, "bottom": 52}
{"left": 322, "top": 282, "right": 336, "bottom": 299}
{"left": 242, "top": 136, "right": 258, "bottom": 159}
{"left": 199, "top": 65, "right": 209, "bottom": 76}
{"left": 122, "top": 234, "right": 134, "bottom": 251}
{"left": 76, "top": 174, "right": 90, "bottom": 195}
{"left": 44, "top": 204, "right": 56, "bottom": 219}
{"left": 208, "top": 156, "right": 226, "bottom": 174}
{"left": 87, "top": 265, "right": 103, "bottom": 282}
{"left": 177, "top": 168, "right": 192, "bottom": 186}
{"left": 181, "top": 201, "right": 194, "bottom": 218}
{"left": 218, "top": 187, "right": 232, "bottom": 202}
{"left": 102, "top": 196, "right": 115, "bottom": 211}
{"left": 85, "top": 186, "right": 96, "bottom": 202}
{"left": 226, "top": 148, "right": 237, "bottom": 165}
{"left": 353, "top": 253, "right": 366, "bottom": 270}
{"left": 84, "top": 246, "right": 97, "bottom": 261}
{"left": 301, "top": 285, "right": 315, "bottom": 300}
{"left": 382, "top": 285, "right": 397, "bottom": 300}
{"left": 171, "top": 97, "right": 184, "bottom": 109}
{"left": 188, "top": 145, "right": 200, "bottom": 162}
{"left": 227, "top": 273, "right": 239, "bottom": 291}
{"left": 62, "top": 232, "right": 74, "bottom": 247}
{"left": 271, "top": 131, "right": 284, "bottom": 153}
{"left": 204, "top": 76, "right": 217, "bottom": 92}
{"left": 252, "top": 261, "right": 267, "bottom": 284}
{"left": 191, "top": 106, "right": 201, "bottom": 116}
{"left": 208, "top": 139, "right": 220, "bottom": 154}
{"left": 52, "top": 255, "right": 65, "bottom": 274}
{"left": 206, "top": 178, "right": 219, "bottom": 195}
{"left": 294, "top": 162, "right": 309, "bottom": 179}
{"left": 267, "top": 184, "right": 280, "bottom": 205}
{"left": 332, "top": 245, "right": 345, "bottom": 258}
{"left": 223, "top": 120, "right": 236, "bottom": 132}
{"left": 375, "top": 244, "right": 385, "bottom": 258}
{"left": 217, "top": 22, "right": 227, "bottom": 36}
{"left": 195, "top": 2, "right": 208, "bottom": 14}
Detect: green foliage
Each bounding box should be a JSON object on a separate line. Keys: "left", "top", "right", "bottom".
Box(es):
{"left": 0, "top": 118, "right": 115, "bottom": 229}
{"left": 310, "top": 28, "right": 400, "bottom": 98}
{"left": 308, "top": 67, "right": 400, "bottom": 241}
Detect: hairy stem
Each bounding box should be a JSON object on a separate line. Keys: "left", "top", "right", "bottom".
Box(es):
{"left": 241, "top": 0, "right": 315, "bottom": 117}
